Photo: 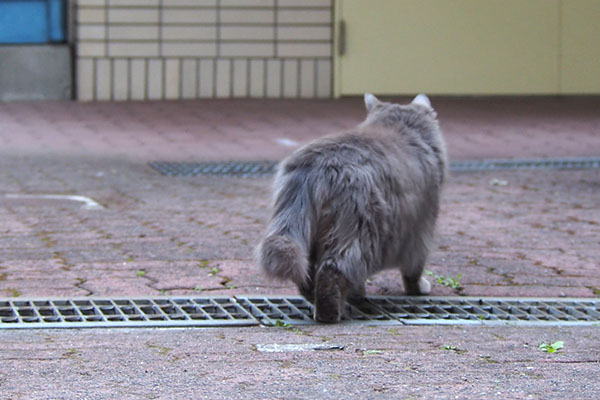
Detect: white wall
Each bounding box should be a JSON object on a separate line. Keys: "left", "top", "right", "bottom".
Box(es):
{"left": 75, "top": 0, "right": 333, "bottom": 101}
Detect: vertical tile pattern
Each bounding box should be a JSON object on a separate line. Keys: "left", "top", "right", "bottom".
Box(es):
{"left": 76, "top": 59, "right": 95, "bottom": 101}
{"left": 249, "top": 59, "right": 265, "bottom": 98}
{"left": 198, "top": 59, "right": 215, "bottom": 98}
{"left": 112, "top": 59, "right": 129, "bottom": 101}
{"left": 181, "top": 59, "right": 198, "bottom": 99}
{"left": 75, "top": 0, "right": 333, "bottom": 100}
{"left": 316, "top": 59, "right": 332, "bottom": 98}
{"left": 165, "top": 59, "right": 181, "bottom": 99}
{"left": 232, "top": 59, "right": 248, "bottom": 97}
{"left": 147, "top": 59, "right": 163, "bottom": 100}
{"left": 282, "top": 59, "right": 299, "bottom": 98}
{"left": 266, "top": 59, "right": 282, "bottom": 98}
{"left": 95, "top": 59, "right": 111, "bottom": 101}
{"left": 130, "top": 59, "right": 146, "bottom": 100}
{"left": 300, "top": 59, "right": 316, "bottom": 98}
{"left": 215, "top": 59, "right": 232, "bottom": 98}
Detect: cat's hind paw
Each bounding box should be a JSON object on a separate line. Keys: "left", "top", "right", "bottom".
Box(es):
{"left": 418, "top": 276, "right": 431, "bottom": 295}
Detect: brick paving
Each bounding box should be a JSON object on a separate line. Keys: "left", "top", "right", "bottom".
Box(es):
{"left": 0, "top": 96, "right": 598, "bottom": 299}
{"left": 0, "top": 96, "right": 599, "bottom": 399}
{"left": 1, "top": 96, "right": 599, "bottom": 162}
{"left": 3, "top": 325, "right": 600, "bottom": 399}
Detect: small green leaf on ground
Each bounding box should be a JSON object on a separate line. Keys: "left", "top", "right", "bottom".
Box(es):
{"left": 274, "top": 320, "right": 291, "bottom": 328}
{"left": 273, "top": 320, "right": 304, "bottom": 335}
{"left": 442, "top": 344, "right": 459, "bottom": 351}
{"left": 441, "top": 344, "right": 466, "bottom": 354}
{"left": 136, "top": 270, "right": 145, "bottom": 277}
{"left": 443, "top": 273, "right": 463, "bottom": 289}
{"left": 539, "top": 341, "right": 564, "bottom": 353}
{"left": 425, "top": 270, "right": 463, "bottom": 290}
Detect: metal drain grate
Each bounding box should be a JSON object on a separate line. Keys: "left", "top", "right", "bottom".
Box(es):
{"left": 149, "top": 157, "right": 600, "bottom": 177}
{"left": 236, "top": 296, "right": 399, "bottom": 326}
{"left": 235, "top": 296, "right": 314, "bottom": 325}
{"left": 0, "top": 297, "right": 257, "bottom": 329}
{"left": 1, "top": 296, "right": 599, "bottom": 328}
{"left": 450, "top": 157, "right": 600, "bottom": 172}
{"left": 238, "top": 296, "right": 600, "bottom": 326}
{"left": 365, "top": 297, "right": 600, "bottom": 326}
{"left": 149, "top": 160, "right": 277, "bottom": 177}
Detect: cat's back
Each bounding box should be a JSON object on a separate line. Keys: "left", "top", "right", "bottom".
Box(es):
{"left": 275, "top": 98, "right": 445, "bottom": 207}
{"left": 281, "top": 126, "right": 407, "bottom": 177}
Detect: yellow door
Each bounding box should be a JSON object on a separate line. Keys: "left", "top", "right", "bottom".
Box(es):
{"left": 334, "top": 0, "right": 561, "bottom": 96}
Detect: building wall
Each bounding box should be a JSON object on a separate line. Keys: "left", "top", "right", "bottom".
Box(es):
{"left": 75, "top": 0, "right": 333, "bottom": 101}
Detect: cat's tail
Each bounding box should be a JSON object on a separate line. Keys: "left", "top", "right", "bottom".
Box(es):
{"left": 256, "top": 233, "right": 309, "bottom": 287}
{"left": 255, "top": 170, "right": 313, "bottom": 287}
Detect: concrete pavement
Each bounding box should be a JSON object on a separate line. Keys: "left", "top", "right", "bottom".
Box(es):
{"left": 0, "top": 96, "right": 599, "bottom": 399}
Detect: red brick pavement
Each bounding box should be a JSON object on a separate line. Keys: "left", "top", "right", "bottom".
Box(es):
{"left": 0, "top": 95, "right": 598, "bottom": 299}
{"left": 0, "top": 96, "right": 599, "bottom": 400}
{"left": 1, "top": 96, "right": 598, "bottom": 161}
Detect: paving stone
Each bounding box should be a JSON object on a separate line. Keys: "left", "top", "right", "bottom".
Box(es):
{"left": 0, "top": 97, "right": 599, "bottom": 398}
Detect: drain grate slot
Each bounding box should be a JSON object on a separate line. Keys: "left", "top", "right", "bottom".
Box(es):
{"left": 149, "top": 157, "right": 600, "bottom": 177}
{"left": 149, "top": 160, "right": 278, "bottom": 177}
{"left": 235, "top": 296, "right": 400, "bottom": 325}
{"left": 450, "top": 157, "right": 600, "bottom": 172}
{"left": 1, "top": 296, "right": 599, "bottom": 328}
{"left": 0, "top": 298, "right": 258, "bottom": 328}
{"left": 236, "top": 297, "right": 315, "bottom": 325}
{"left": 368, "top": 297, "right": 600, "bottom": 326}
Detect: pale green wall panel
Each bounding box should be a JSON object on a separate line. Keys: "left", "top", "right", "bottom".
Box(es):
{"left": 561, "top": 0, "right": 600, "bottom": 93}
{"left": 335, "top": 0, "right": 587, "bottom": 96}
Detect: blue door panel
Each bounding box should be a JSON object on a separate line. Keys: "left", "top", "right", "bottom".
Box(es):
{"left": 0, "top": 0, "right": 65, "bottom": 44}
{"left": 47, "top": 0, "right": 64, "bottom": 41}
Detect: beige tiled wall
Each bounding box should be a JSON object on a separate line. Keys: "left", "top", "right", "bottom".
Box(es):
{"left": 75, "top": 0, "right": 333, "bottom": 101}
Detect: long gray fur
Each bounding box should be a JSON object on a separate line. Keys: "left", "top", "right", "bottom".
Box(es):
{"left": 256, "top": 94, "right": 447, "bottom": 320}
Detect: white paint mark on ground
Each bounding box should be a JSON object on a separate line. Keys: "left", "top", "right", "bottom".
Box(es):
{"left": 489, "top": 178, "right": 509, "bottom": 186}
{"left": 4, "top": 194, "right": 104, "bottom": 210}
{"left": 274, "top": 138, "right": 299, "bottom": 148}
{"left": 256, "top": 343, "right": 345, "bottom": 353}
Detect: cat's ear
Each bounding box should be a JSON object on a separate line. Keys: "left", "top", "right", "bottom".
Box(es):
{"left": 364, "top": 93, "right": 380, "bottom": 112}
{"left": 412, "top": 93, "right": 431, "bottom": 108}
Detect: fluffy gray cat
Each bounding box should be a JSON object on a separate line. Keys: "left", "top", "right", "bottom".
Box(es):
{"left": 257, "top": 94, "right": 447, "bottom": 323}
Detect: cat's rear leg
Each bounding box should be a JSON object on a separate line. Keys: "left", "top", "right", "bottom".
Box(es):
{"left": 297, "top": 274, "right": 315, "bottom": 303}
{"left": 304, "top": 262, "right": 364, "bottom": 313}
{"left": 314, "top": 259, "right": 352, "bottom": 323}
{"left": 403, "top": 274, "right": 431, "bottom": 296}
{"left": 400, "top": 235, "right": 432, "bottom": 296}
